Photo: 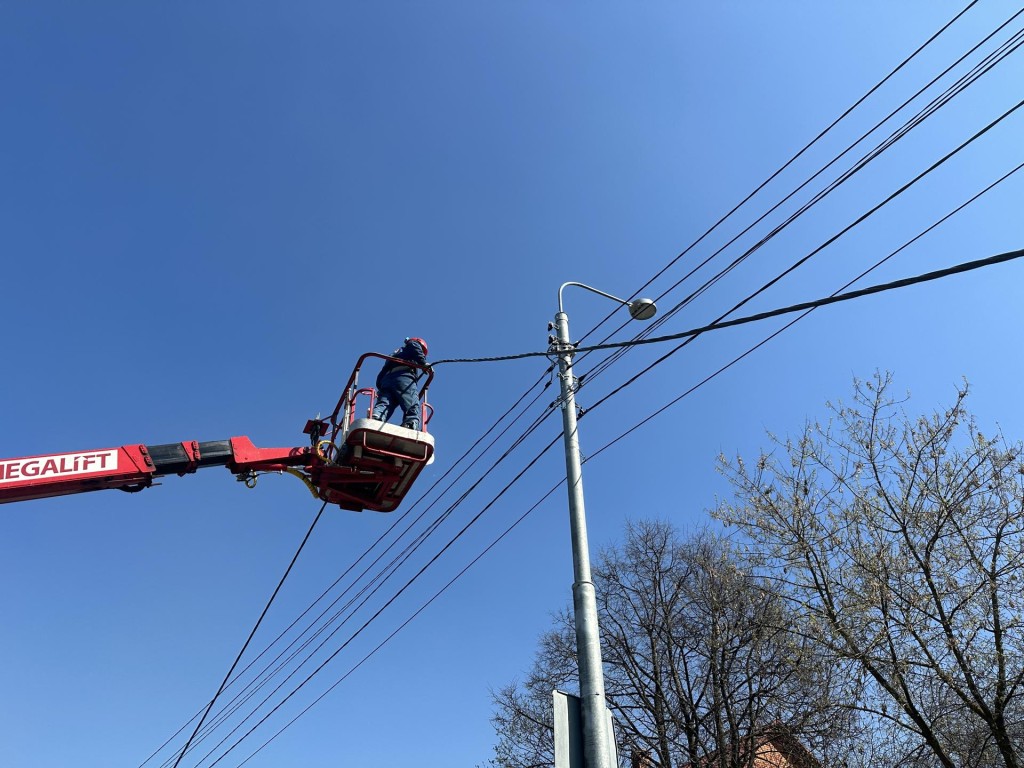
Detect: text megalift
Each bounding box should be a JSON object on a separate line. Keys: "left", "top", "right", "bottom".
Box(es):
{"left": 0, "top": 450, "right": 120, "bottom": 484}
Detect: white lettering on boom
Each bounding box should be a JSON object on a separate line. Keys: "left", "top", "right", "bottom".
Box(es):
{"left": 0, "top": 450, "right": 120, "bottom": 484}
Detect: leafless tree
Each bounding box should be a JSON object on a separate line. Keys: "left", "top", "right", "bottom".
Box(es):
{"left": 716, "top": 372, "right": 1024, "bottom": 768}
{"left": 490, "top": 523, "right": 849, "bottom": 768}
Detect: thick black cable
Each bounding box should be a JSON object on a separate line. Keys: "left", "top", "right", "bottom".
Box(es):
{"left": 586, "top": 250, "right": 1023, "bottom": 355}
{"left": 429, "top": 249, "right": 1023, "bottom": 367}
{"left": 168, "top": 501, "right": 328, "bottom": 768}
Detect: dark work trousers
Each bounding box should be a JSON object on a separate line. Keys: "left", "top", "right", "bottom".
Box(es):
{"left": 371, "top": 371, "right": 422, "bottom": 429}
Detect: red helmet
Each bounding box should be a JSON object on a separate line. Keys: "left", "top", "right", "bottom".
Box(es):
{"left": 407, "top": 337, "right": 429, "bottom": 357}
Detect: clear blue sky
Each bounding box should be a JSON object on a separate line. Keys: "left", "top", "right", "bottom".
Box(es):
{"left": 2, "top": 2, "right": 1021, "bottom": 766}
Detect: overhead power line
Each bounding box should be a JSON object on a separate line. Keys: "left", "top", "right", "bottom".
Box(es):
{"left": 574, "top": 0, "right": 982, "bottom": 350}
{"left": 574, "top": 6, "right": 1023, "bottom": 390}
{"left": 431, "top": 248, "right": 1023, "bottom": 367}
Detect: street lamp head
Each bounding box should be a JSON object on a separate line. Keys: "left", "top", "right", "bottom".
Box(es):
{"left": 627, "top": 297, "right": 657, "bottom": 321}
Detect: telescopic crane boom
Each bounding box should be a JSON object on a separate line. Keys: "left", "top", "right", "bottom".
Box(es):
{"left": 0, "top": 354, "right": 435, "bottom": 513}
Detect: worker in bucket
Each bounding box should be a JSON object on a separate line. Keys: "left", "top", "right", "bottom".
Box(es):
{"left": 370, "top": 337, "right": 429, "bottom": 430}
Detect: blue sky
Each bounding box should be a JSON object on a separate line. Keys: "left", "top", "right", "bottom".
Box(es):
{"left": 2, "top": 2, "right": 1022, "bottom": 766}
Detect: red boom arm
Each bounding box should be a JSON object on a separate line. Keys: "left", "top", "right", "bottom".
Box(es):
{"left": 2, "top": 355, "right": 436, "bottom": 512}
{"left": 0, "top": 438, "right": 311, "bottom": 505}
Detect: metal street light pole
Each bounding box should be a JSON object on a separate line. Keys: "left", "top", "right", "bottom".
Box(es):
{"left": 552, "top": 282, "right": 656, "bottom": 768}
